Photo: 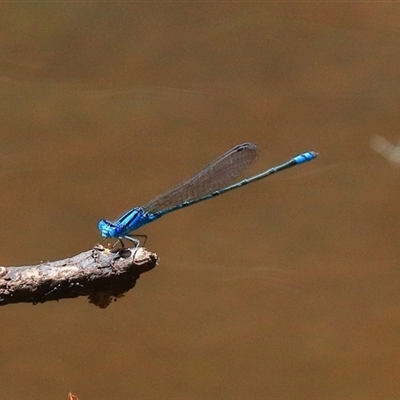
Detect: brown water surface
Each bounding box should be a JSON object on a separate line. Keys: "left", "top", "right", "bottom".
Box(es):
{"left": 1, "top": 4, "right": 399, "bottom": 399}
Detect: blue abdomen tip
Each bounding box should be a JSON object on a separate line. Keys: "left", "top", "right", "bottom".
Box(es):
{"left": 294, "top": 151, "right": 318, "bottom": 164}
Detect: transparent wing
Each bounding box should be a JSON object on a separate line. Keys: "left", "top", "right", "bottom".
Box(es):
{"left": 143, "top": 143, "right": 259, "bottom": 213}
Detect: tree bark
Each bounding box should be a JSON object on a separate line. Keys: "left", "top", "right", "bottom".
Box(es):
{"left": 0, "top": 245, "right": 158, "bottom": 308}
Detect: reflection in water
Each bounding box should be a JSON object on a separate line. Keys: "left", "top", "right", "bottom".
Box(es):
{"left": 370, "top": 135, "right": 400, "bottom": 165}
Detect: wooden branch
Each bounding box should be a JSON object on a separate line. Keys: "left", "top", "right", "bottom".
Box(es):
{"left": 0, "top": 245, "right": 158, "bottom": 308}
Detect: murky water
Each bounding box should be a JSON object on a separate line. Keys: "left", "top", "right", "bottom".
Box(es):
{"left": 1, "top": 4, "right": 400, "bottom": 399}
